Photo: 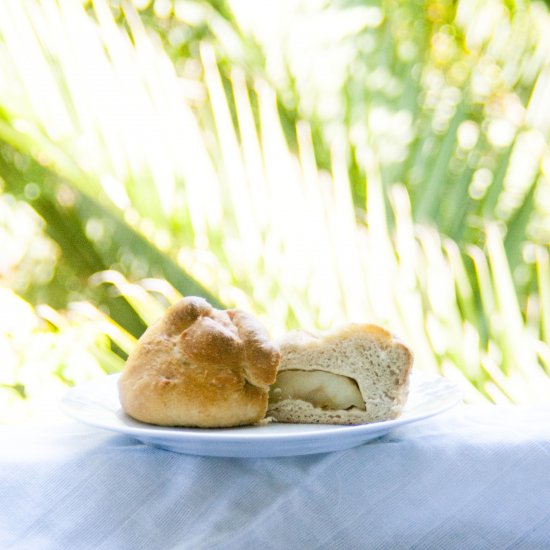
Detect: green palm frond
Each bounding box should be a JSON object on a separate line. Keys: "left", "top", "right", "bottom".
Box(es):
{"left": 0, "top": 143, "right": 221, "bottom": 332}
{"left": 1, "top": 0, "right": 550, "bottom": 418}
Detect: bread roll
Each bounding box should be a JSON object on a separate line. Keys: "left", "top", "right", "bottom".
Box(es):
{"left": 118, "top": 297, "right": 280, "bottom": 428}
{"left": 267, "top": 324, "right": 413, "bottom": 425}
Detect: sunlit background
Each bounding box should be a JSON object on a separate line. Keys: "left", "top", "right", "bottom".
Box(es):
{"left": 1, "top": 0, "right": 550, "bottom": 423}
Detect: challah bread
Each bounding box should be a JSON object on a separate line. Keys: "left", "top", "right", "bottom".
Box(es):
{"left": 118, "top": 297, "right": 280, "bottom": 428}
{"left": 267, "top": 324, "right": 413, "bottom": 425}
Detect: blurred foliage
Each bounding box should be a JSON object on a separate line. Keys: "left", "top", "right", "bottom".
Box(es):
{"left": 1, "top": 0, "right": 550, "bottom": 422}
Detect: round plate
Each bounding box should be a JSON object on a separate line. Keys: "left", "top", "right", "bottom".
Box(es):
{"left": 61, "top": 372, "right": 462, "bottom": 457}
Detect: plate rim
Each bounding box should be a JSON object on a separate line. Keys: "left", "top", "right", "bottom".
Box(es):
{"left": 61, "top": 371, "right": 463, "bottom": 442}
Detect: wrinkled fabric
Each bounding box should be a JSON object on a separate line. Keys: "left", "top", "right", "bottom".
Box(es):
{"left": 1, "top": 405, "right": 550, "bottom": 549}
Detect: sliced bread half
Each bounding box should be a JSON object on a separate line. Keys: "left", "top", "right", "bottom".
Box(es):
{"left": 267, "top": 324, "right": 413, "bottom": 425}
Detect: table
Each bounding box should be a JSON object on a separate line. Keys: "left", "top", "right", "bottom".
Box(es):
{"left": 1, "top": 405, "right": 550, "bottom": 549}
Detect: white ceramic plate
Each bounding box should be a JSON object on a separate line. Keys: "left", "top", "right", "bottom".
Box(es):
{"left": 61, "top": 372, "right": 462, "bottom": 458}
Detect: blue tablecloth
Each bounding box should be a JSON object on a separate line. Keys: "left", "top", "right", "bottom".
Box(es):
{"left": 2, "top": 405, "right": 550, "bottom": 549}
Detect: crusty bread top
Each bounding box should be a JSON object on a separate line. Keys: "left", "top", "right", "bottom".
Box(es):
{"left": 278, "top": 323, "right": 399, "bottom": 348}
{"left": 277, "top": 323, "right": 412, "bottom": 379}
{"left": 118, "top": 297, "right": 281, "bottom": 428}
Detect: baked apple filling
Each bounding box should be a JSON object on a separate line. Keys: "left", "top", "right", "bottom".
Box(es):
{"left": 269, "top": 370, "right": 365, "bottom": 411}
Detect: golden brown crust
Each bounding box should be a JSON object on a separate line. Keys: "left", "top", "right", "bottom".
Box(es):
{"left": 229, "top": 310, "right": 280, "bottom": 387}
{"left": 118, "top": 297, "right": 280, "bottom": 428}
